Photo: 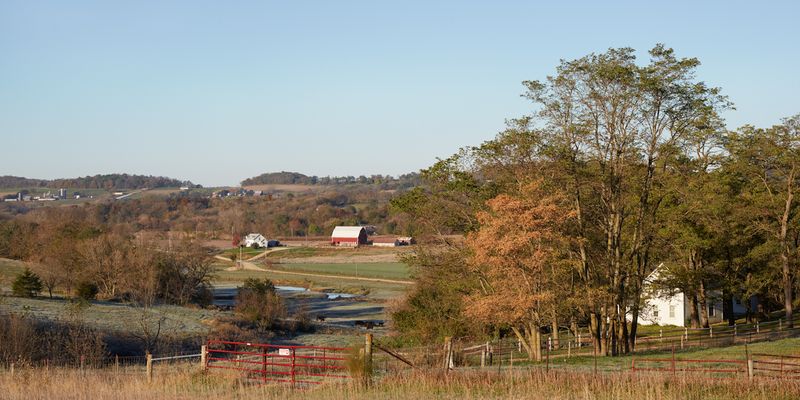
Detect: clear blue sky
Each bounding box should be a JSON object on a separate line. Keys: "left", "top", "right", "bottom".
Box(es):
{"left": 1, "top": 1, "right": 798, "bottom": 187}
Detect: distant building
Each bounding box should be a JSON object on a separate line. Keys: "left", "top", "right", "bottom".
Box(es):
{"left": 372, "top": 237, "right": 400, "bottom": 247}
{"left": 397, "top": 237, "right": 415, "bottom": 246}
{"left": 243, "top": 233, "right": 270, "bottom": 248}
{"left": 331, "top": 226, "right": 368, "bottom": 247}
{"left": 58, "top": 188, "right": 67, "bottom": 199}
{"left": 636, "top": 264, "right": 750, "bottom": 327}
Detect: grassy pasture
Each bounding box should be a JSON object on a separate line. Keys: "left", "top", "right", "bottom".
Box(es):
{"left": 219, "top": 247, "right": 266, "bottom": 259}
{"left": 265, "top": 246, "right": 402, "bottom": 260}
{"left": 270, "top": 262, "right": 410, "bottom": 281}
{"left": 3, "top": 346, "right": 800, "bottom": 400}
{"left": 212, "top": 264, "right": 408, "bottom": 301}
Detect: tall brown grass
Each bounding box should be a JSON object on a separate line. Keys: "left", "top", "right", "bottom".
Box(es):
{"left": 2, "top": 363, "right": 799, "bottom": 400}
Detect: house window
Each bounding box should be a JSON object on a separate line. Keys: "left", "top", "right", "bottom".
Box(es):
{"left": 669, "top": 305, "right": 676, "bottom": 318}
{"left": 709, "top": 305, "right": 716, "bottom": 317}
{"left": 653, "top": 310, "right": 659, "bottom": 318}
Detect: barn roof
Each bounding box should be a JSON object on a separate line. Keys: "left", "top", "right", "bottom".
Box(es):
{"left": 331, "top": 226, "right": 366, "bottom": 238}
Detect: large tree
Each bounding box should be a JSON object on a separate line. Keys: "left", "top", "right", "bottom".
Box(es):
{"left": 724, "top": 115, "right": 800, "bottom": 327}
{"left": 464, "top": 180, "right": 574, "bottom": 361}
{"left": 522, "top": 45, "right": 729, "bottom": 354}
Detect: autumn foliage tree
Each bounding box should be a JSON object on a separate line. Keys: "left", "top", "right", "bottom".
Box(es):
{"left": 464, "top": 180, "right": 575, "bottom": 361}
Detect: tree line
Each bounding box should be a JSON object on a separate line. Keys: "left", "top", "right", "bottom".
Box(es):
{"left": 391, "top": 45, "right": 800, "bottom": 359}
{"left": 0, "top": 174, "right": 192, "bottom": 190}
{"left": 241, "top": 171, "right": 421, "bottom": 189}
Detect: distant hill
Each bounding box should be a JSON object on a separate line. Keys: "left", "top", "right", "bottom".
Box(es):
{"left": 241, "top": 171, "right": 421, "bottom": 189}
{"left": 0, "top": 174, "right": 193, "bottom": 190}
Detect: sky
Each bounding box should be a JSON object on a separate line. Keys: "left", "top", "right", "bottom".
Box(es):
{"left": 1, "top": 1, "right": 798, "bottom": 187}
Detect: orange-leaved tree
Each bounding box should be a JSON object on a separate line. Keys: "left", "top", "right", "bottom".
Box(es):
{"left": 465, "top": 180, "right": 575, "bottom": 361}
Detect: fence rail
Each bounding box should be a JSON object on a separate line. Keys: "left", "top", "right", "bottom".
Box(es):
{"left": 205, "top": 339, "right": 351, "bottom": 387}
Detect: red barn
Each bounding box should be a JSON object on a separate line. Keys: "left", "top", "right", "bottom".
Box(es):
{"left": 331, "top": 226, "right": 368, "bottom": 247}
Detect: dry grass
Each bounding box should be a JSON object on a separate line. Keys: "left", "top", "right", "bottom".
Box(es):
{"left": 3, "top": 363, "right": 800, "bottom": 400}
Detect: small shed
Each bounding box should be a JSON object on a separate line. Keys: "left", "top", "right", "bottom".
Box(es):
{"left": 372, "top": 237, "right": 400, "bottom": 247}
{"left": 331, "top": 226, "right": 368, "bottom": 247}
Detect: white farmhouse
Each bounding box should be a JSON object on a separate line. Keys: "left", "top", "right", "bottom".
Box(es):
{"left": 243, "top": 233, "right": 269, "bottom": 248}
{"left": 637, "top": 264, "right": 748, "bottom": 327}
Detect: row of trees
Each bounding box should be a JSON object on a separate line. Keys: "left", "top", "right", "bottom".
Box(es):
{"left": 0, "top": 205, "right": 214, "bottom": 305}
{"left": 241, "top": 171, "right": 420, "bottom": 189}
{"left": 392, "top": 45, "right": 800, "bottom": 359}
{"left": 0, "top": 173, "right": 191, "bottom": 190}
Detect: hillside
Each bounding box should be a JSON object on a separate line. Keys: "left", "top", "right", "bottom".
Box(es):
{"left": 241, "top": 171, "right": 420, "bottom": 189}
{"left": 0, "top": 174, "right": 193, "bottom": 190}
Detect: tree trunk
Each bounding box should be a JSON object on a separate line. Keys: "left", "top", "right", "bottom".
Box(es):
{"left": 589, "top": 313, "right": 601, "bottom": 354}
{"left": 550, "top": 311, "right": 560, "bottom": 349}
{"left": 688, "top": 293, "right": 700, "bottom": 328}
{"left": 723, "top": 287, "right": 735, "bottom": 326}
{"left": 698, "top": 280, "right": 710, "bottom": 328}
{"left": 781, "top": 166, "right": 795, "bottom": 328}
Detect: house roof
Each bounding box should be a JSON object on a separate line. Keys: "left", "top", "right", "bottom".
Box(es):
{"left": 331, "top": 226, "right": 366, "bottom": 238}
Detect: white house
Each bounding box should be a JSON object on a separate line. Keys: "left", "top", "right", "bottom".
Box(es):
{"left": 243, "top": 233, "right": 270, "bottom": 248}
{"left": 637, "top": 264, "right": 747, "bottom": 327}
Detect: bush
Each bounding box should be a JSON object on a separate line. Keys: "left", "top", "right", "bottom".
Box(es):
{"left": 235, "top": 278, "right": 285, "bottom": 332}
{"left": 75, "top": 282, "right": 99, "bottom": 300}
{"left": 12, "top": 268, "right": 43, "bottom": 298}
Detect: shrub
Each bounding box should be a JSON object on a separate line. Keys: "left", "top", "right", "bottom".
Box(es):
{"left": 75, "top": 282, "right": 99, "bottom": 300}
{"left": 12, "top": 268, "right": 43, "bottom": 298}
{"left": 235, "top": 278, "right": 285, "bottom": 332}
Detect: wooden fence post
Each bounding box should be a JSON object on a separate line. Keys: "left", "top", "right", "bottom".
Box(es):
{"left": 364, "top": 333, "right": 373, "bottom": 384}
{"left": 480, "top": 347, "right": 486, "bottom": 368}
{"left": 747, "top": 359, "right": 754, "bottom": 380}
{"left": 568, "top": 341, "right": 571, "bottom": 358}
{"left": 9, "top": 362, "right": 14, "bottom": 377}
{"left": 671, "top": 345, "right": 676, "bottom": 376}
{"left": 146, "top": 353, "right": 153, "bottom": 383}
{"left": 442, "top": 337, "right": 452, "bottom": 373}
{"left": 709, "top": 326, "right": 713, "bottom": 338}
{"left": 546, "top": 342, "right": 550, "bottom": 373}
{"left": 201, "top": 345, "right": 208, "bottom": 371}
{"left": 756, "top": 321, "right": 760, "bottom": 334}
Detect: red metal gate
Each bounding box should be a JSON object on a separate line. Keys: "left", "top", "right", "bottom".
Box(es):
{"left": 206, "top": 340, "right": 351, "bottom": 386}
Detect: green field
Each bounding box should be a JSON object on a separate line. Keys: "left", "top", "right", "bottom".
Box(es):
{"left": 271, "top": 262, "right": 410, "bottom": 280}
{"left": 220, "top": 247, "right": 266, "bottom": 259}
{"left": 265, "top": 246, "right": 401, "bottom": 259}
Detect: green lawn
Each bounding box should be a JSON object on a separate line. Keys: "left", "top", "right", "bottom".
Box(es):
{"left": 528, "top": 337, "right": 800, "bottom": 372}
{"left": 270, "top": 262, "right": 410, "bottom": 280}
